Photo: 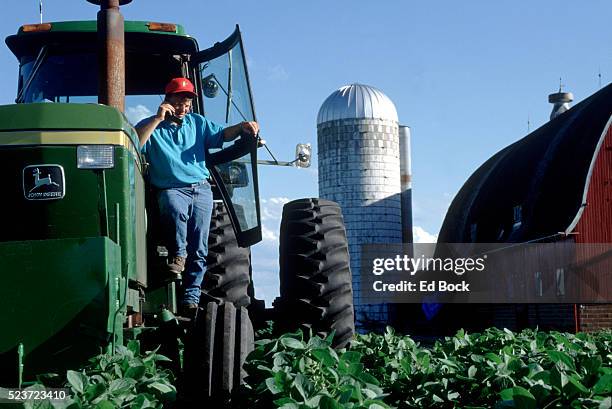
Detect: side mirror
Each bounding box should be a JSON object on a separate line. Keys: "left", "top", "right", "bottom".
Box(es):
{"left": 202, "top": 74, "right": 219, "bottom": 98}
{"left": 295, "top": 143, "right": 311, "bottom": 168}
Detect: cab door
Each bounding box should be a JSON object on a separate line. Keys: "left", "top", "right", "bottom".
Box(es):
{"left": 190, "top": 25, "right": 261, "bottom": 247}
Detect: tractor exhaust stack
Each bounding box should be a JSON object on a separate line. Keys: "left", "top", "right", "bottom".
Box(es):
{"left": 87, "top": 0, "right": 132, "bottom": 112}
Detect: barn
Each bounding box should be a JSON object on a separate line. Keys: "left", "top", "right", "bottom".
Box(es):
{"left": 402, "top": 83, "right": 612, "bottom": 335}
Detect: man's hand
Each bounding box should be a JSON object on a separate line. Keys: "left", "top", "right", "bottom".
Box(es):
{"left": 240, "top": 121, "right": 259, "bottom": 137}
{"left": 224, "top": 121, "right": 260, "bottom": 142}
{"left": 155, "top": 101, "right": 176, "bottom": 122}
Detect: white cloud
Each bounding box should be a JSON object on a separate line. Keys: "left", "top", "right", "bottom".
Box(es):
{"left": 413, "top": 226, "right": 438, "bottom": 243}
{"left": 126, "top": 104, "right": 152, "bottom": 125}
{"left": 261, "top": 225, "right": 278, "bottom": 241}
{"left": 267, "top": 64, "right": 289, "bottom": 81}
{"left": 260, "top": 197, "right": 289, "bottom": 221}
{"left": 269, "top": 197, "right": 290, "bottom": 205}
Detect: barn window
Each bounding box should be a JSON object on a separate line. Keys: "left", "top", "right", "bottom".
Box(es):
{"left": 535, "top": 271, "right": 543, "bottom": 297}
{"left": 556, "top": 268, "right": 565, "bottom": 296}
{"left": 512, "top": 205, "right": 522, "bottom": 229}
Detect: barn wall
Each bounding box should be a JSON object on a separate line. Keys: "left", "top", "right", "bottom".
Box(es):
{"left": 574, "top": 120, "right": 612, "bottom": 331}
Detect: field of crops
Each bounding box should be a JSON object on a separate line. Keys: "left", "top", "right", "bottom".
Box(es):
{"left": 238, "top": 328, "right": 612, "bottom": 409}
{"left": 9, "top": 328, "right": 612, "bottom": 408}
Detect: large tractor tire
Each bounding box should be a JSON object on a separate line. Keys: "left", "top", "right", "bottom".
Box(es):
{"left": 202, "top": 201, "right": 251, "bottom": 308}
{"left": 277, "top": 198, "right": 355, "bottom": 348}
{"left": 182, "top": 302, "right": 254, "bottom": 403}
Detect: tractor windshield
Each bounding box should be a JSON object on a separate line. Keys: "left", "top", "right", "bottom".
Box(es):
{"left": 15, "top": 45, "right": 187, "bottom": 126}
{"left": 18, "top": 50, "right": 98, "bottom": 103}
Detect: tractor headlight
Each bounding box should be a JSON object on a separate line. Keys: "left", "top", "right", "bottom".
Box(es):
{"left": 77, "top": 145, "right": 115, "bottom": 169}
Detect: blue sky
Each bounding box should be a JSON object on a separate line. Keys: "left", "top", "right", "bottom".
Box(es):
{"left": 1, "top": 1, "right": 610, "bottom": 304}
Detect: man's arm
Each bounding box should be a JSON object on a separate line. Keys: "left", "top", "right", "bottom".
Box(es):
{"left": 135, "top": 102, "right": 176, "bottom": 147}
{"left": 223, "top": 121, "right": 260, "bottom": 142}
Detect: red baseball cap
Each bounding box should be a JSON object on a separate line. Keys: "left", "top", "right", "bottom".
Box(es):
{"left": 164, "top": 77, "right": 197, "bottom": 97}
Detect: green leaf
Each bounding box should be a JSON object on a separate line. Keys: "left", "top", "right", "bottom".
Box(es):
{"left": 468, "top": 365, "right": 477, "bottom": 378}
{"left": 593, "top": 374, "right": 612, "bottom": 395}
{"left": 550, "top": 367, "right": 568, "bottom": 390}
{"left": 24, "top": 398, "right": 54, "bottom": 409}
{"left": 125, "top": 365, "right": 146, "bottom": 380}
{"left": 341, "top": 351, "right": 362, "bottom": 364}
{"left": 127, "top": 340, "right": 140, "bottom": 355}
{"left": 84, "top": 383, "right": 106, "bottom": 402}
{"left": 67, "top": 370, "right": 87, "bottom": 394}
{"left": 367, "top": 403, "right": 390, "bottom": 409}
{"left": 546, "top": 350, "right": 576, "bottom": 370}
{"left": 147, "top": 382, "right": 174, "bottom": 395}
{"left": 400, "top": 357, "right": 412, "bottom": 374}
{"left": 356, "top": 372, "right": 380, "bottom": 386}
{"left": 529, "top": 384, "right": 551, "bottom": 403}
{"left": 599, "top": 397, "right": 611, "bottom": 409}
{"left": 265, "top": 377, "right": 282, "bottom": 394}
{"left": 129, "top": 394, "right": 157, "bottom": 409}
{"left": 274, "top": 397, "right": 299, "bottom": 409}
{"left": 510, "top": 386, "right": 536, "bottom": 409}
{"left": 485, "top": 353, "right": 502, "bottom": 364}
{"left": 94, "top": 401, "right": 115, "bottom": 409}
{"left": 152, "top": 354, "right": 173, "bottom": 362}
{"left": 312, "top": 349, "right": 336, "bottom": 367}
{"left": 582, "top": 356, "right": 602, "bottom": 374}
{"left": 292, "top": 373, "right": 308, "bottom": 401}
{"left": 500, "top": 388, "right": 514, "bottom": 401}
{"left": 439, "top": 358, "right": 459, "bottom": 368}
{"left": 280, "top": 337, "right": 305, "bottom": 350}
{"left": 319, "top": 396, "right": 343, "bottom": 409}
{"left": 565, "top": 374, "right": 589, "bottom": 395}
{"left": 338, "top": 386, "right": 354, "bottom": 403}
{"left": 447, "top": 391, "right": 460, "bottom": 401}
{"left": 348, "top": 362, "right": 365, "bottom": 376}
{"left": 108, "top": 378, "right": 135, "bottom": 396}
{"left": 503, "top": 328, "right": 515, "bottom": 339}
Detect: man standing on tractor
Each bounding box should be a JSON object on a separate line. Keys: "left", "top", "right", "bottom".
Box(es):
{"left": 136, "top": 77, "right": 259, "bottom": 317}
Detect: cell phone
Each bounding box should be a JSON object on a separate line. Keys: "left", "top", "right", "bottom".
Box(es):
{"left": 165, "top": 111, "right": 183, "bottom": 125}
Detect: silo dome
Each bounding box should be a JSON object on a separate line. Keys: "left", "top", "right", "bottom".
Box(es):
{"left": 317, "top": 83, "right": 398, "bottom": 125}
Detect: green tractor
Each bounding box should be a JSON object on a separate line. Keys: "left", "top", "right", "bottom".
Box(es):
{"left": 0, "top": 0, "right": 354, "bottom": 401}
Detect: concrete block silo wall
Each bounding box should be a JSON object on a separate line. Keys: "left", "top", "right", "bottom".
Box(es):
{"left": 318, "top": 117, "right": 403, "bottom": 330}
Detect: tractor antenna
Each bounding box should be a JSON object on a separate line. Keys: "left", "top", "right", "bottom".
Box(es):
{"left": 559, "top": 77, "right": 563, "bottom": 92}
{"left": 39, "top": 0, "right": 43, "bottom": 23}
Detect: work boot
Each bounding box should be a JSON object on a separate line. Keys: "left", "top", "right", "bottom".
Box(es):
{"left": 166, "top": 255, "right": 185, "bottom": 280}
{"left": 178, "top": 303, "right": 199, "bottom": 321}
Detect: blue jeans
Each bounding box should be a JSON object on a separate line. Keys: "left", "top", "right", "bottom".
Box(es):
{"left": 157, "top": 181, "right": 213, "bottom": 305}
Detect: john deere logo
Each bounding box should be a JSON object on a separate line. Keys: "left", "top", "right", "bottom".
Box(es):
{"left": 23, "top": 164, "right": 65, "bottom": 200}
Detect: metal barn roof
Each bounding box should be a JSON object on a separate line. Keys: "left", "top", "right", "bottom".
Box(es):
{"left": 438, "top": 83, "right": 612, "bottom": 243}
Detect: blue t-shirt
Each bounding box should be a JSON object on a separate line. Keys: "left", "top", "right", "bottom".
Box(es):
{"left": 139, "top": 113, "right": 225, "bottom": 189}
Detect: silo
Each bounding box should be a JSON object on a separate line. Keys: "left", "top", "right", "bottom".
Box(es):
{"left": 317, "top": 83, "right": 403, "bottom": 331}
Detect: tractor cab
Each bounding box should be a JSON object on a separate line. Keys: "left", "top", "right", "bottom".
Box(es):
{"left": 7, "top": 21, "right": 262, "bottom": 248}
